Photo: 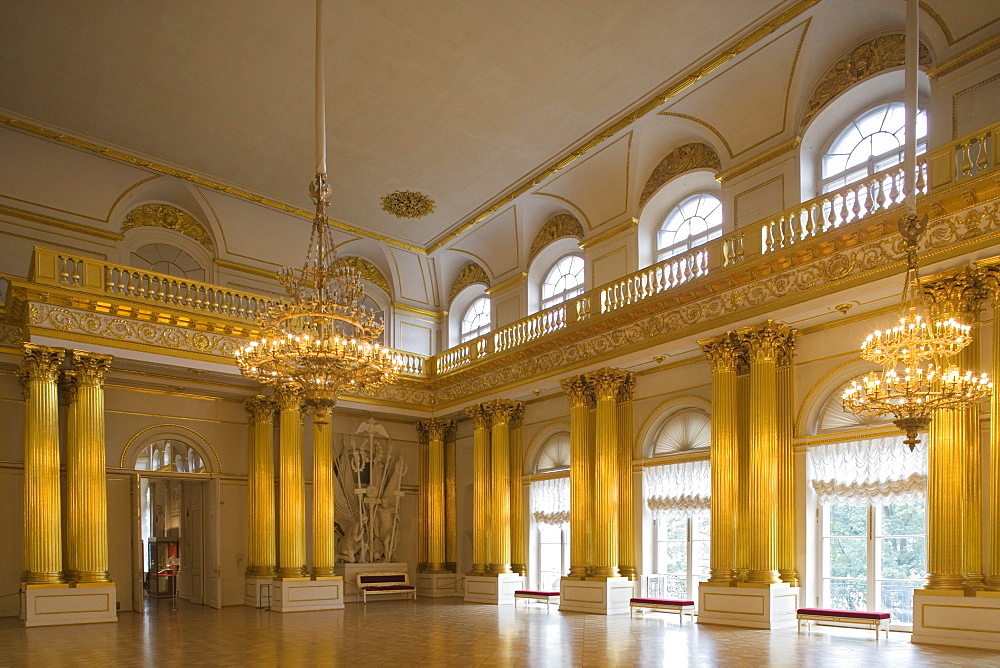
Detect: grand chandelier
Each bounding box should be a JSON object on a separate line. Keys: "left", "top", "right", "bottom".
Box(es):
{"left": 842, "top": 214, "right": 991, "bottom": 450}
{"left": 235, "top": 1, "right": 401, "bottom": 407}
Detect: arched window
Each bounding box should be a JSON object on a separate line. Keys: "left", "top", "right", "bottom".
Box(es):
{"left": 530, "top": 431, "right": 571, "bottom": 590}
{"left": 134, "top": 438, "right": 207, "bottom": 474}
{"left": 820, "top": 102, "right": 927, "bottom": 193}
{"left": 652, "top": 408, "right": 711, "bottom": 456}
{"left": 131, "top": 243, "right": 206, "bottom": 281}
{"left": 460, "top": 296, "right": 491, "bottom": 342}
{"left": 541, "top": 255, "right": 584, "bottom": 310}
{"left": 656, "top": 194, "right": 723, "bottom": 262}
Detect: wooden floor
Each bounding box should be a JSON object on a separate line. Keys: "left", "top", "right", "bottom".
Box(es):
{"left": 2, "top": 597, "right": 998, "bottom": 666}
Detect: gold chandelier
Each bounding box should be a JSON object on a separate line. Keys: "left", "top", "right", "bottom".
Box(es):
{"left": 842, "top": 214, "right": 991, "bottom": 450}
{"left": 235, "top": 1, "right": 401, "bottom": 406}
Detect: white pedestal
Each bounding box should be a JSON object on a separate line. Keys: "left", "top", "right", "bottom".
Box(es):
{"left": 336, "top": 562, "right": 409, "bottom": 603}
{"left": 911, "top": 590, "right": 1000, "bottom": 651}
{"left": 464, "top": 573, "right": 523, "bottom": 605}
{"left": 558, "top": 577, "right": 635, "bottom": 615}
{"left": 271, "top": 577, "right": 345, "bottom": 613}
{"left": 416, "top": 572, "right": 458, "bottom": 598}
{"left": 697, "top": 582, "right": 799, "bottom": 629}
{"left": 21, "top": 583, "right": 118, "bottom": 627}
{"left": 244, "top": 577, "right": 274, "bottom": 608}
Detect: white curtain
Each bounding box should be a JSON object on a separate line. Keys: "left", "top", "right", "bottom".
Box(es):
{"left": 531, "top": 476, "right": 570, "bottom": 525}
{"left": 808, "top": 435, "right": 926, "bottom": 505}
{"left": 644, "top": 459, "right": 710, "bottom": 516}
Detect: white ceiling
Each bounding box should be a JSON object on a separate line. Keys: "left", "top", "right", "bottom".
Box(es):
{"left": 0, "top": 0, "right": 797, "bottom": 248}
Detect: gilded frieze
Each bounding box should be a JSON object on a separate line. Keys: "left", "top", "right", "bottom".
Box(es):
{"left": 121, "top": 203, "right": 214, "bottom": 250}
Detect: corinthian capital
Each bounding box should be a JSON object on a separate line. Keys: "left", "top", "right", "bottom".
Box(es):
{"left": 560, "top": 375, "right": 593, "bottom": 407}
{"left": 69, "top": 350, "right": 113, "bottom": 387}
{"left": 417, "top": 417, "right": 457, "bottom": 442}
{"left": 584, "top": 367, "right": 630, "bottom": 401}
{"left": 922, "top": 265, "right": 987, "bottom": 324}
{"left": 275, "top": 383, "right": 303, "bottom": 411}
{"left": 465, "top": 404, "right": 490, "bottom": 429}
{"left": 21, "top": 343, "right": 64, "bottom": 383}
{"left": 60, "top": 370, "right": 78, "bottom": 404}
{"left": 699, "top": 333, "right": 741, "bottom": 372}
{"left": 482, "top": 399, "right": 523, "bottom": 426}
{"left": 738, "top": 320, "right": 795, "bottom": 363}
{"left": 245, "top": 395, "right": 277, "bottom": 424}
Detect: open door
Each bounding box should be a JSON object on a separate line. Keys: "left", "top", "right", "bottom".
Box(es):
{"left": 182, "top": 481, "right": 204, "bottom": 605}
{"left": 205, "top": 477, "right": 222, "bottom": 609}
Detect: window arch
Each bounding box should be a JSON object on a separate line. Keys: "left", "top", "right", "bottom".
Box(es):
{"left": 134, "top": 438, "right": 208, "bottom": 474}
{"left": 540, "top": 255, "right": 584, "bottom": 310}
{"left": 534, "top": 431, "right": 570, "bottom": 473}
{"left": 529, "top": 430, "right": 571, "bottom": 590}
{"left": 820, "top": 102, "right": 927, "bottom": 194}
{"left": 656, "top": 194, "right": 723, "bottom": 262}
{"left": 652, "top": 408, "right": 711, "bottom": 456}
{"left": 460, "top": 296, "right": 491, "bottom": 343}
{"left": 131, "top": 243, "right": 206, "bottom": 281}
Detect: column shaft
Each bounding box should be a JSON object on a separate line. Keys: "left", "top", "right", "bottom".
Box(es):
{"left": 63, "top": 373, "right": 79, "bottom": 580}
{"left": 988, "top": 302, "right": 1000, "bottom": 590}
{"left": 445, "top": 434, "right": 457, "bottom": 571}
{"left": 276, "top": 385, "right": 307, "bottom": 578}
{"left": 418, "top": 429, "right": 428, "bottom": 570}
{"left": 777, "top": 362, "right": 798, "bottom": 585}
{"left": 617, "top": 377, "right": 637, "bottom": 580}
{"left": 312, "top": 407, "right": 336, "bottom": 577}
{"left": 245, "top": 397, "right": 277, "bottom": 577}
{"left": 467, "top": 405, "right": 490, "bottom": 575}
{"left": 484, "top": 400, "right": 520, "bottom": 573}
{"left": 417, "top": 418, "right": 453, "bottom": 573}
{"left": 510, "top": 416, "right": 526, "bottom": 575}
{"left": 561, "top": 377, "right": 592, "bottom": 579}
{"left": 587, "top": 369, "right": 626, "bottom": 579}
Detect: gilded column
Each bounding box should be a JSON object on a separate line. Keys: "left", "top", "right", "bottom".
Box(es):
{"left": 68, "top": 351, "right": 114, "bottom": 583}
{"left": 61, "top": 371, "right": 80, "bottom": 581}
{"left": 445, "top": 428, "right": 457, "bottom": 572}
{"left": 739, "top": 321, "right": 790, "bottom": 584}
{"left": 417, "top": 418, "right": 454, "bottom": 573}
{"left": 986, "top": 267, "right": 1000, "bottom": 590}
{"left": 20, "top": 343, "right": 65, "bottom": 584}
{"left": 466, "top": 405, "right": 490, "bottom": 575}
{"left": 585, "top": 368, "right": 628, "bottom": 579}
{"left": 561, "top": 376, "right": 592, "bottom": 579}
{"left": 699, "top": 333, "right": 740, "bottom": 584}
{"left": 616, "top": 374, "right": 637, "bottom": 580}
{"left": 276, "top": 384, "right": 308, "bottom": 579}
{"left": 311, "top": 405, "right": 336, "bottom": 577}
{"left": 776, "top": 338, "right": 798, "bottom": 586}
{"left": 417, "top": 424, "right": 429, "bottom": 570}
{"left": 484, "top": 399, "right": 521, "bottom": 573}
{"left": 244, "top": 396, "right": 277, "bottom": 577}
{"left": 510, "top": 409, "right": 527, "bottom": 576}
{"left": 924, "top": 268, "right": 987, "bottom": 590}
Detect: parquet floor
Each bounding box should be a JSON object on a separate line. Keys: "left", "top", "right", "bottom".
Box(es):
{"left": 1, "top": 597, "right": 998, "bottom": 666}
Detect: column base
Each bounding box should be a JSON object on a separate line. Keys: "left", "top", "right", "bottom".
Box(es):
{"left": 558, "top": 576, "right": 635, "bottom": 615}
{"left": 696, "top": 581, "right": 798, "bottom": 629}
{"left": 911, "top": 590, "right": 1000, "bottom": 651}
{"left": 464, "top": 573, "right": 523, "bottom": 605}
{"left": 21, "top": 583, "right": 117, "bottom": 627}
{"left": 336, "top": 562, "right": 409, "bottom": 603}
{"left": 244, "top": 577, "right": 275, "bottom": 608}
{"left": 416, "top": 572, "right": 458, "bottom": 598}
{"left": 270, "top": 577, "right": 344, "bottom": 612}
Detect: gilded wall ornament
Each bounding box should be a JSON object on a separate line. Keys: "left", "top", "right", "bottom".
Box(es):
{"left": 380, "top": 190, "right": 436, "bottom": 219}
{"left": 333, "top": 256, "right": 391, "bottom": 295}
{"left": 639, "top": 143, "right": 722, "bottom": 208}
{"left": 449, "top": 263, "right": 490, "bottom": 303}
{"left": 802, "top": 34, "right": 931, "bottom": 126}
{"left": 121, "top": 204, "right": 214, "bottom": 250}
{"left": 529, "top": 214, "right": 584, "bottom": 262}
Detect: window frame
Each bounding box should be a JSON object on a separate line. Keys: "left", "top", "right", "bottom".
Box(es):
{"left": 655, "top": 193, "right": 723, "bottom": 263}
{"left": 540, "top": 254, "right": 585, "bottom": 310}
{"left": 649, "top": 513, "right": 710, "bottom": 600}
{"left": 459, "top": 296, "right": 491, "bottom": 343}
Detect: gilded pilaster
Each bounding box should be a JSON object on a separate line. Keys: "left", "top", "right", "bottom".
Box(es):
{"left": 21, "top": 343, "right": 65, "bottom": 584}
{"left": 417, "top": 425, "right": 429, "bottom": 570}
{"left": 699, "top": 334, "right": 740, "bottom": 584}
{"left": 466, "top": 405, "right": 491, "bottom": 575}
{"left": 244, "top": 396, "right": 277, "bottom": 577}
{"left": 738, "top": 321, "right": 791, "bottom": 584}
{"left": 67, "top": 351, "right": 113, "bottom": 584}
{"left": 509, "top": 410, "right": 527, "bottom": 576}
{"left": 445, "top": 429, "right": 457, "bottom": 572}
{"left": 61, "top": 371, "right": 79, "bottom": 581}
{"left": 616, "top": 374, "right": 637, "bottom": 580}
{"left": 584, "top": 368, "right": 628, "bottom": 580}
{"left": 561, "top": 376, "right": 593, "bottom": 579}
{"left": 276, "top": 384, "right": 308, "bottom": 579}
{"left": 483, "top": 399, "right": 522, "bottom": 574}
{"left": 311, "top": 405, "right": 336, "bottom": 577}
{"left": 417, "top": 418, "right": 455, "bottom": 573}
{"left": 986, "top": 266, "right": 1000, "bottom": 591}
{"left": 776, "top": 341, "right": 798, "bottom": 586}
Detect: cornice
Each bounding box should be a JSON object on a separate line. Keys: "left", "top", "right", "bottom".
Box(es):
{"left": 926, "top": 33, "right": 1000, "bottom": 79}
{"left": 716, "top": 137, "right": 802, "bottom": 183}
{"left": 579, "top": 218, "right": 639, "bottom": 250}
{"left": 0, "top": 203, "right": 123, "bottom": 241}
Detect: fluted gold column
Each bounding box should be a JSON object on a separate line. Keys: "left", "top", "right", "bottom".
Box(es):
{"left": 466, "top": 405, "right": 490, "bottom": 575}
{"left": 245, "top": 396, "right": 277, "bottom": 577}
{"left": 417, "top": 418, "right": 454, "bottom": 573}
{"left": 988, "top": 277, "right": 1000, "bottom": 590}
{"left": 510, "top": 410, "right": 527, "bottom": 576}
{"left": 585, "top": 368, "right": 628, "bottom": 580}
{"left": 445, "top": 430, "right": 457, "bottom": 572}
{"left": 311, "top": 405, "right": 336, "bottom": 577}
{"left": 561, "top": 376, "right": 592, "bottom": 579}
{"left": 21, "top": 343, "right": 65, "bottom": 584}
{"left": 924, "top": 268, "right": 986, "bottom": 590}
{"left": 484, "top": 400, "right": 521, "bottom": 573}
{"left": 776, "top": 343, "right": 798, "bottom": 585}
{"left": 617, "top": 374, "right": 637, "bottom": 580}
{"left": 276, "top": 384, "right": 308, "bottom": 579}
{"left": 700, "top": 334, "right": 740, "bottom": 584}
{"left": 61, "top": 371, "right": 80, "bottom": 581}
{"left": 740, "top": 322, "right": 790, "bottom": 584}
{"left": 67, "top": 351, "right": 113, "bottom": 583}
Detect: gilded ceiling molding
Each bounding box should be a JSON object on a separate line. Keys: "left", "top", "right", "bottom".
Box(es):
{"left": 449, "top": 263, "right": 489, "bottom": 303}
{"left": 529, "top": 214, "right": 584, "bottom": 262}
{"left": 927, "top": 33, "right": 1000, "bottom": 80}
{"left": 802, "top": 34, "right": 931, "bottom": 127}
{"left": 121, "top": 203, "right": 214, "bottom": 250}
{"left": 639, "top": 143, "right": 721, "bottom": 208}
{"left": 716, "top": 137, "right": 801, "bottom": 183}
{"left": 334, "top": 256, "right": 391, "bottom": 295}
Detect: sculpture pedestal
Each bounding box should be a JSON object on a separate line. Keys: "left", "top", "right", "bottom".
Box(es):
{"left": 21, "top": 583, "right": 117, "bottom": 627}
{"left": 417, "top": 572, "right": 458, "bottom": 598}
{"left": 911, "top": 590, "right": 1000, "bottom": 651}
{"left": 271, "top": 577, "right": 344, "bottom": 613}
{"left": 697, "top": 582, "right": 799, "bottom": 629}
{"left": 244, "top": 577, "right": 274, "bottom": 608}
{"left": 558, "top": 577, "right": 634, "bottom": 615}
{"left": 464, "top": 573, "right": 523, "bottom": 605}
{"left": 336, "top": 562, "right": 409, "bottom": 603}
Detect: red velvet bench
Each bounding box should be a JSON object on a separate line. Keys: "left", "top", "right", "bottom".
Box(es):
{"left": 796, "top": 608, "right": 890, "bottom": 640}
{"left": 357, "top": 572, "right": 416, "bottom": 603}
{"left": 514, "top": 590, "right": 560, "bottom": 611}
{"left": 629, "top": 598, "right": 696, "bottom": 624}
